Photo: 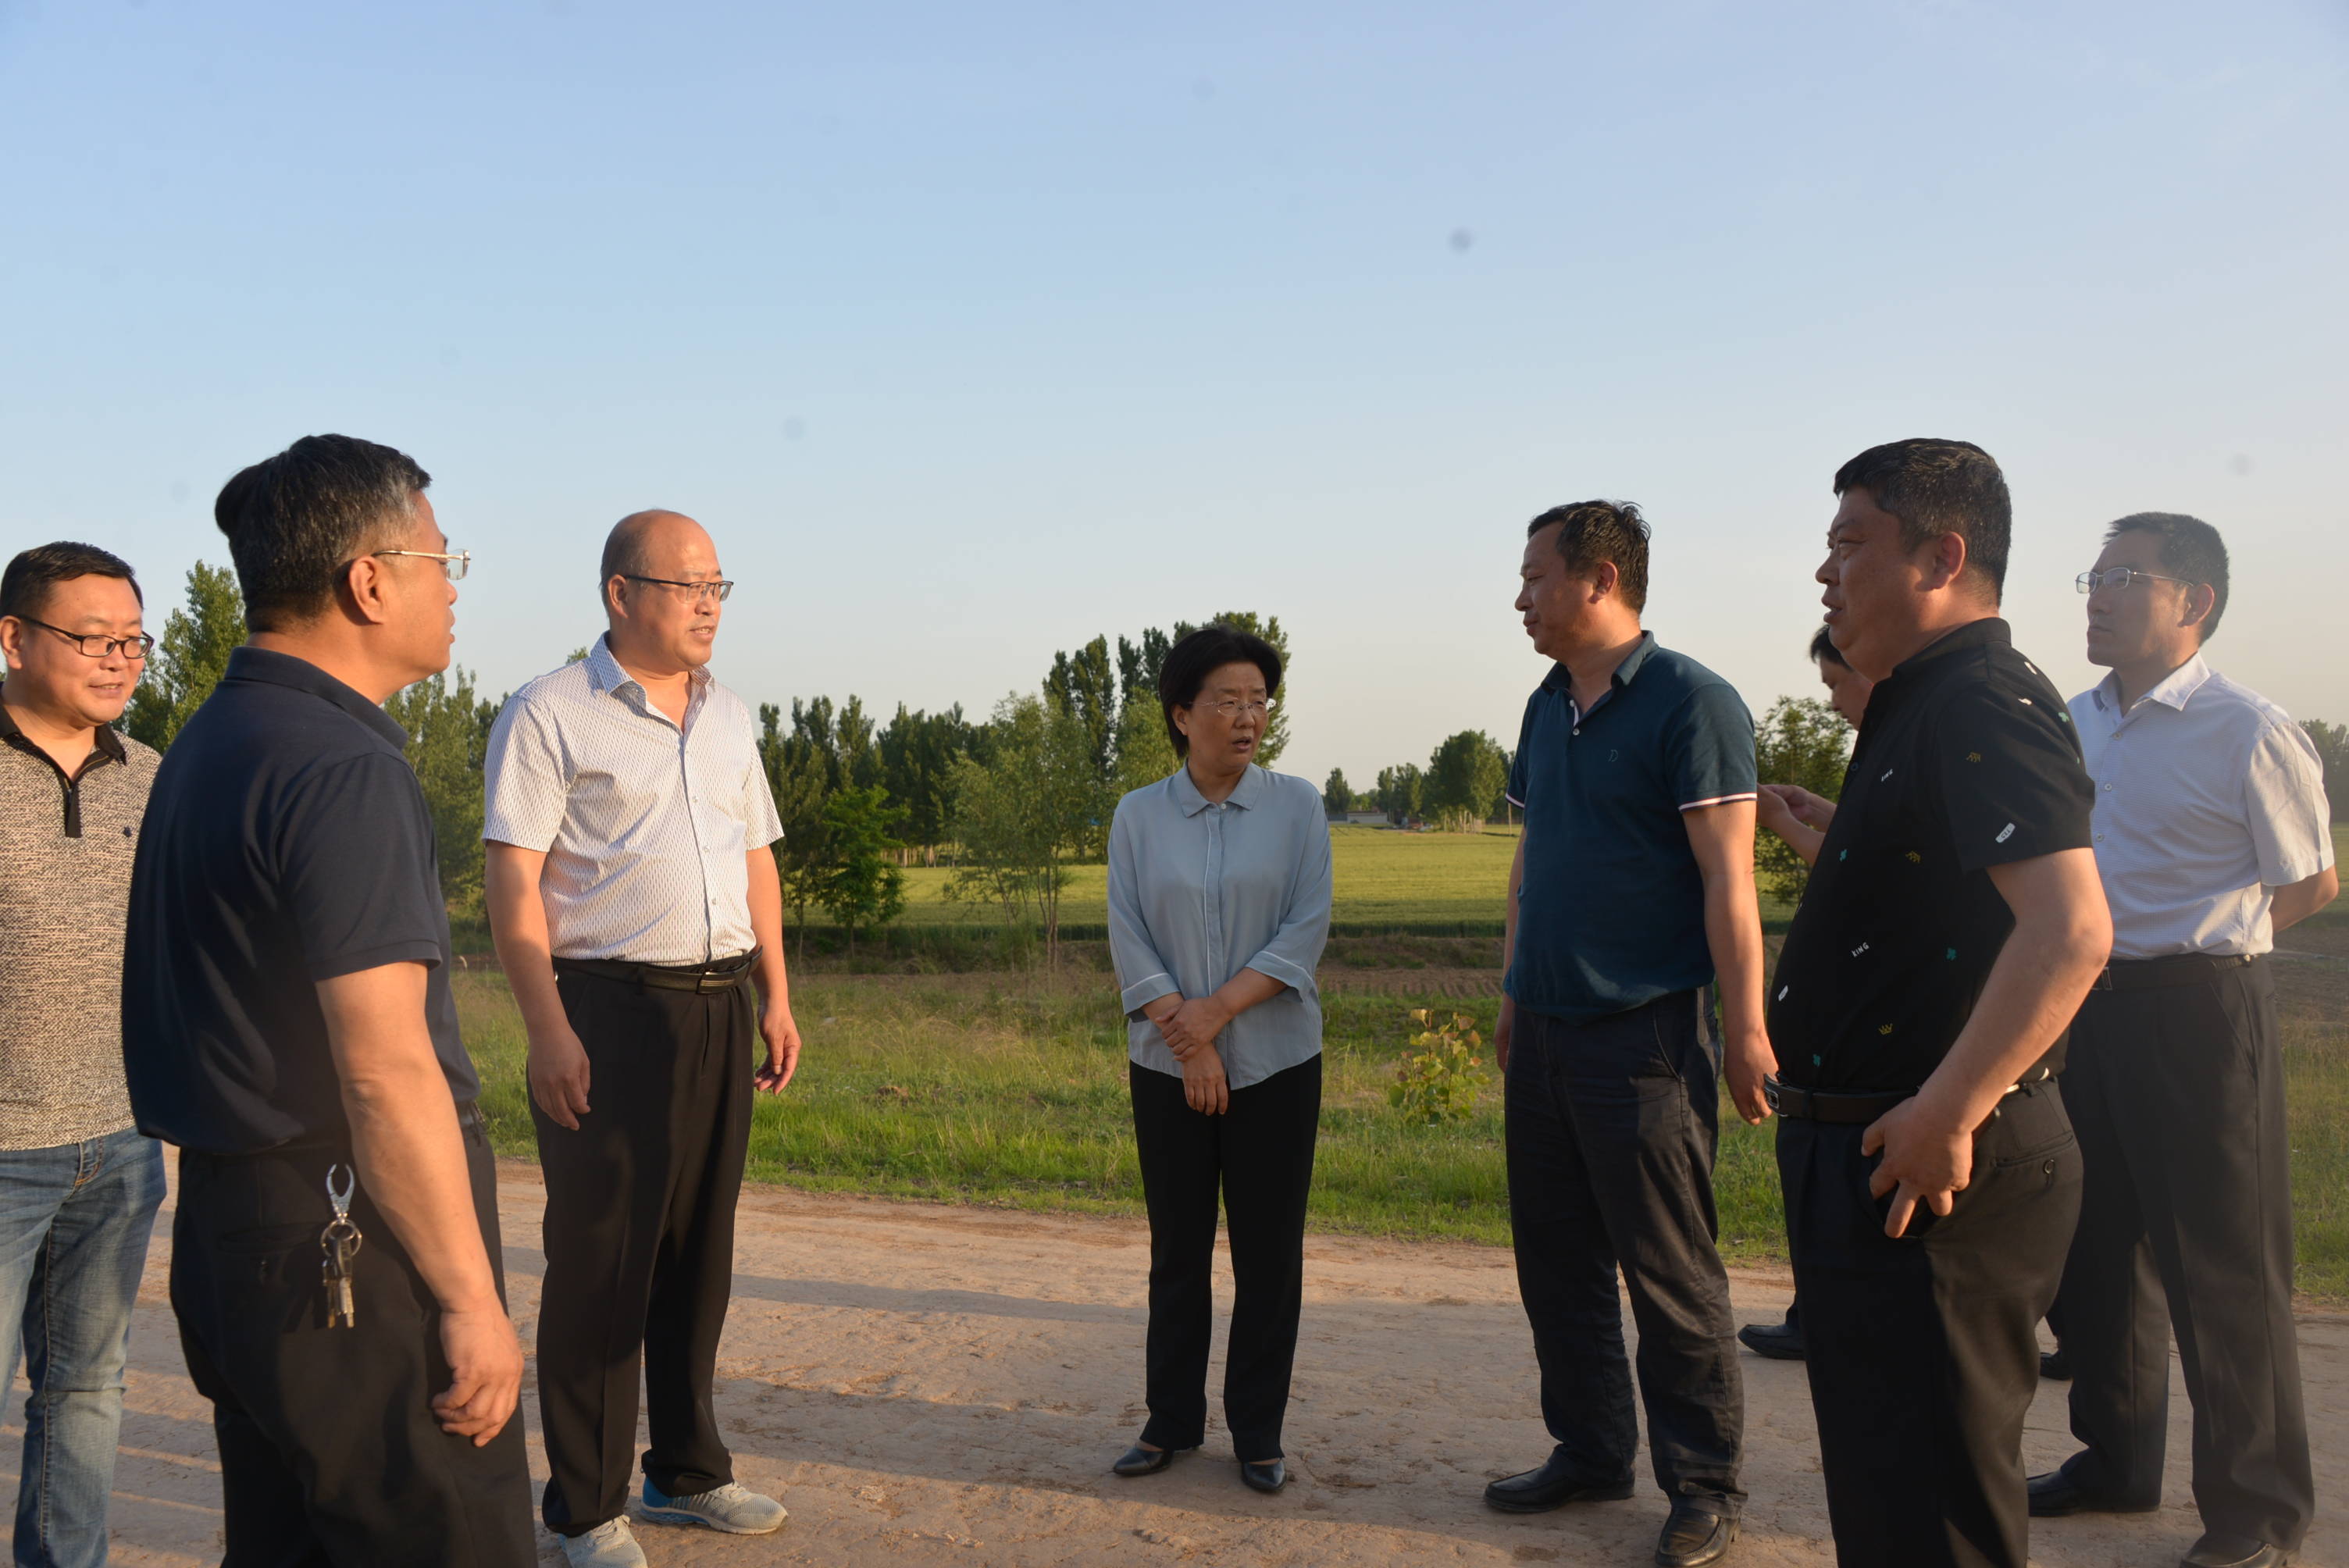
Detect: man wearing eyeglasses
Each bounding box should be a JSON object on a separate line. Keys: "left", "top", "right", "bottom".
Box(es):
{"left": 0, "top": 543, "right": 166, "bottom": 1568}
{"left": 2029, "top": 515, "right": 2334, "bottom": 1568}
{"left": 483, "top": 511, "right": 796, "bottom": 1568}
{"left": 123, "top": 434, "right": 533, "bottom": 1565}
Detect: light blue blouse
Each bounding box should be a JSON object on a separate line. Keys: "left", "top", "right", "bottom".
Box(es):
{"left": 1107, "top": 764, "right": 1334, "bottom": 1089}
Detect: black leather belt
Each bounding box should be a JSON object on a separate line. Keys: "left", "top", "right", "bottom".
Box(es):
{"left": 1766, "top": 1069, "right": 2052, "bottom": 1124}
{"left": 2090, "top": 952, "right": 2257, "bottom": 992}
{"left": 554, "top": 950, "right": 758, "bottom": 993}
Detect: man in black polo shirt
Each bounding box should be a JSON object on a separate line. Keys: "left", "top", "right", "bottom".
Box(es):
{"left": 1767, "top": 438, "right": 2110, "bottom": 1568}
{"left": 1484, "top": 501, "right": 1770, "bottom": 1568}
{"left": 123, "top": 435, "right": 534, "bottom": 1566}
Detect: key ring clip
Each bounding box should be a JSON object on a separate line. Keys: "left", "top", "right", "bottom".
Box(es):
{"left": 325, "top": 1163, "right": 356, "bottom": 1225}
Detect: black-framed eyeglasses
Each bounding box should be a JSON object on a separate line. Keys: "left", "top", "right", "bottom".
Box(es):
{"left": 373, "top": 548, "right": 471, "bottom": 582}
{"left": 16, "top": 618, "right": 155, "bottom": 661}
{"left": 622, "top": 575, "right": 733, "bottom": 604}
{"left": 2075, "top": 567, "right": 2189, "bottom": 594}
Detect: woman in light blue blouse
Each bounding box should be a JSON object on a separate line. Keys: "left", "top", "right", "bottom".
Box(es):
{"left": 1104, "top": 624, "right": 1333, "bottom": 1497}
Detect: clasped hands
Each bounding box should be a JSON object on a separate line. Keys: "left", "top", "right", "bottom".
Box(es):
{"left": 1142, "top": 993, "right": 1234, "bottom": 1115}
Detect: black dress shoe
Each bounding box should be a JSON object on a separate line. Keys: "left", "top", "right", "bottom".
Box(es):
{"left": 2041, "top": 1348, "right": 2073, "bottom": 1380}
{"left": 1112, "top": 1444, "right": 1192, "bottom": 1477}
{"left": 1482, "top": 1450, "right": 1634, "bottom": 1513}
{"left": 2026, "top": 1467, "right": 2159, "bottom": 1517}
{"left": 1239, "top": 1459, "right": 1286, "bottom": 1494}
{"left": 2179, "top": 1533, "right": 2290, "bottom": 1567}
{"left": 1736, "top": 1320, "right": 1806, "bottom": 1361}
{"left": 1655, "top": 1501, "right": 1736, "bottom": 1567}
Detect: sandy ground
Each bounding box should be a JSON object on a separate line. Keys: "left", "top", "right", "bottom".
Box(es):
{"left": 9, "top": 1160, "right": 2346, "bottom": 1567}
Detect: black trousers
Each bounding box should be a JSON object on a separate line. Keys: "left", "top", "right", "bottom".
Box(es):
{"left": 1128, "top": 1054, "right": 1320, "bottom": 1460}
{"left": 2057, "top": 960, "right": 2311, "bottom": 1550}
{"left": 534, "top": 965, "right": 754, "bottom": 1535}
{"left": 171, "top": 1119, "right": 535, "bottom": 1568}
{"left": 1780, "top": 1081, "right": 2080, "bottom": 1568}
{"left": 1504, "top": 992, "right": 1745, "bottom": 1509}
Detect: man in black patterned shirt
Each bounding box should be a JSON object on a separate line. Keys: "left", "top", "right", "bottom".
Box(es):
{"left": 1766, "top": 440, "right": 2110, "bottom": 1568}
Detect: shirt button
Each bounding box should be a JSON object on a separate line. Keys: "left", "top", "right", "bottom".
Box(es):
{"left": 1571, "top": 728, "right": 1581, "bottom": 736}
{"left": 2101, "top": 782, "right": 2113, "bottom": 792}
{"left": 2095, "top": 833, "right": 2105, "bottom": 843}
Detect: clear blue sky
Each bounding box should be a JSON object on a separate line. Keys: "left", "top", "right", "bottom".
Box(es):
{"left": 5, "top": 1, "right": 2344, "bottom": 789}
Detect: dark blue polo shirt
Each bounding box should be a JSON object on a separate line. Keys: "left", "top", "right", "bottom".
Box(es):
{"left": 123, "top": 647, "right": 479, "bottom": 1153}
{"left": 1504, "top": 633, "right": 1758, "bottom": 1023}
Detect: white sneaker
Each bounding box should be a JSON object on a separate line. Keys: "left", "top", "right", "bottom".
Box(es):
{"left": 558, "top": 1517, "right": 649, "bottom": 1567}
{"left": 640, "top": 1479, "right": 789, "bottom": 1534}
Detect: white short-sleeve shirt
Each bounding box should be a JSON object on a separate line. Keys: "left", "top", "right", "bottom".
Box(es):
{"left": 483, "top": 636, "right": 784, "bottom": 965}
{"left": 2069, "top": 654, "right": 2334, "bottom": 960}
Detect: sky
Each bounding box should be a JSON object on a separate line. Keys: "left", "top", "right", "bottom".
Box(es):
{"left": 3, "top": 0, "right": 2344, "bottom": 790}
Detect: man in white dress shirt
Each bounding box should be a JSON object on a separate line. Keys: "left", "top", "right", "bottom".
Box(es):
{"left": 2029, "top": 514, "right": 2335, "bottom": 1568}
{"left": 483, "top": 511, "right": 800, "bottom": 1568}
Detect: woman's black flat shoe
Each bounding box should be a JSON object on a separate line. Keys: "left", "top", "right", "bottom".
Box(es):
{"left": 1113, "top": 1445, "right": 1189, "bottom": 1477}
{"left": 1240, "top": 1459, "right": 1287, "bottom": 1494}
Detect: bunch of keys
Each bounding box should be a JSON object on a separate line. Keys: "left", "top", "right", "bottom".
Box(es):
{"left": 320, "top": 1164, "right": 364, "bottom": 1330}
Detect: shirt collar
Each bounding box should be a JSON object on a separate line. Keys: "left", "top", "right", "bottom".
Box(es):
{"left": 585, "top": 633, "right": 712, "bottom": 704}
{"left": 221, "top": 647, "right": 411, "bottom": 749}
{"left": 1887, "top": 616, "right": 2010, "bottom": 683}
{"left": 1539, "top": 629, "right": 1658, "bottom": 696}
{"left": 0, "top": 687, "right": 127, "bottom": 768}
{"left": 1171, "top": 761, "right": 1266, "bottom": 817}
{"left": 2091, "top": 651, "right": 2212, "bottom": 716}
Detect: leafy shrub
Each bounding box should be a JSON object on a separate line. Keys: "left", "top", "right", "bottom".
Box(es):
{"left": 1388, "top": 1009, "right": 1490, "bottom": 1125}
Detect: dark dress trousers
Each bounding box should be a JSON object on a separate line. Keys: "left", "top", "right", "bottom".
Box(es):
{"left": 2057, "top": 960, "right": 2312, "bottom": 1548}
{"left": 1766, "top": 618, "right": 2096, "bottom": 1568}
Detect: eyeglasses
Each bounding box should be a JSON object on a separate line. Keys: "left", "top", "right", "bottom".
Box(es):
{"left": 373, "top": 548, "right": 471, "bottom": 582}
{"left": 1193, "top": 698, "right": 1274, "bottom": 720}
{"left": 622, "top": 575, "right": 734, "bottom": 604}
{"left": 2076, "top": 567, "right": 2188, "bottom": 594}
{"left": 17, "top": 618, "right": 155, "bottom": 661}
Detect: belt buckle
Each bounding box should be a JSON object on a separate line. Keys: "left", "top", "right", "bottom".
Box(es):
{"left": 1763, "top": 1078, "right": 1784, "bottom": 1115}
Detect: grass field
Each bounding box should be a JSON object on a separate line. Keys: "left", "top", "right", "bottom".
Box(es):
{"left": 456, "top": 821, "right": 2349, "bottom": 1298}
{"left": 892, "top": 823, "right": 1525, "bottom": 929}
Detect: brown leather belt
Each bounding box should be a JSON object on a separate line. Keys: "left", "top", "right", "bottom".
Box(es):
{"left": 2090, "top": 952, "right": 2256, "bottom": 992}
{"left": 554, "top": 950, "right": 757, "bottom": 993}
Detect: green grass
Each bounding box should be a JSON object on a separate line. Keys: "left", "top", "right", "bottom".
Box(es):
{"left": 458, "top": 969, "right": 1784, "bottom": 1259}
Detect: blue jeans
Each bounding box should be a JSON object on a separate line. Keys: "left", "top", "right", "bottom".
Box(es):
{"left": 0, "top": 1128, "right": 166, "bottom": 1568}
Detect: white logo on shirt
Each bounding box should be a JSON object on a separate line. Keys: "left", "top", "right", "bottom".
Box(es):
{"left": 1995, "top": 823, "right": 2016, "bottom": 843}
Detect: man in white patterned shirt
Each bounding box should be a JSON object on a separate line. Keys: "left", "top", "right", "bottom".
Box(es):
{"left": 483, "top": 511, "right": 800, "bottom": 1568}
{"left": 2030, "top": 514, "right": 2335, "bottom": 1568}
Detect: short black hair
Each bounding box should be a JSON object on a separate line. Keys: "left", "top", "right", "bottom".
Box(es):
{"left": 2105, "top": 511, "right": 2231, "bottom": 642}
{"left": 213, "top": 434, "right": 431, "bottom": 633}
{"left": 1807, "top": 623, "right": 1848, "bottom": 669}
{"left": 1158, "top": 622, "right": 1281, "bottom": 758}
{"left": 1526, "top": 500, "right": 1649, "bottom": 613}
{"left": 1833, "top": 438, "right": 2011, "bottom": 598}
{"left": 0, "top": 542, "right": 143, "bottom": 622}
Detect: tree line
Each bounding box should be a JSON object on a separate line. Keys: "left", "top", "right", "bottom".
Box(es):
{"left": 111, "top": 561, "right": 2349, "bottom": 943}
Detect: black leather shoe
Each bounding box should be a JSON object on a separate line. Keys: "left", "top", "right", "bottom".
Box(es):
{"left": 2041, "top": 1348, "right": 2073, "bottom": 1380}
{"left": 1112, "top": 1444, "right": 1192, "bottom": 1477}
{"left": 2026, "top": 1467, "right": 2159, "bottom": 1517}
{"left": 2179, "top": 1533, "right": 2290, "bottom": 1567}
{"left": 1655, "top": 1501, "right": 1736, "bottom": 1567}
{"left": 1239, "top": 1459, "right": 1286, "bottom": 1494}
{"left": 1482, "top": 1451, "right": 1634, "bottom": 1513}
{"left": 1736, "top": 1320, "right": 1805, "bottom": 1361}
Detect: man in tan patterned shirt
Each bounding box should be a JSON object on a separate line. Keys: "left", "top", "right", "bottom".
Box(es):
{"left": 0, "top": 541, "right": 166, "bottom": 1568}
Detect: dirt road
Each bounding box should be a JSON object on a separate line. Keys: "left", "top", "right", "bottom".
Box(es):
{"left": 13, "top": 1161, "right": 2345, "bottom": 1566}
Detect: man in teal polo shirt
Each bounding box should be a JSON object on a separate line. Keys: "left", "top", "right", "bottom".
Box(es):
{"left": 1482, "top": 501, "right": 1773, "bottom": 1568}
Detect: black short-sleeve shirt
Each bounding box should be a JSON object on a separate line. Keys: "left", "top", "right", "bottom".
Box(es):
{"left": 123, "top": 647, "right": 479, "bottom": 1153}
{"left": 1504, "top": 634, "right": 1759, "bottom": 1022}
{"left": 1766, "top": 619, "right": 2094, "bottom": 1092}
